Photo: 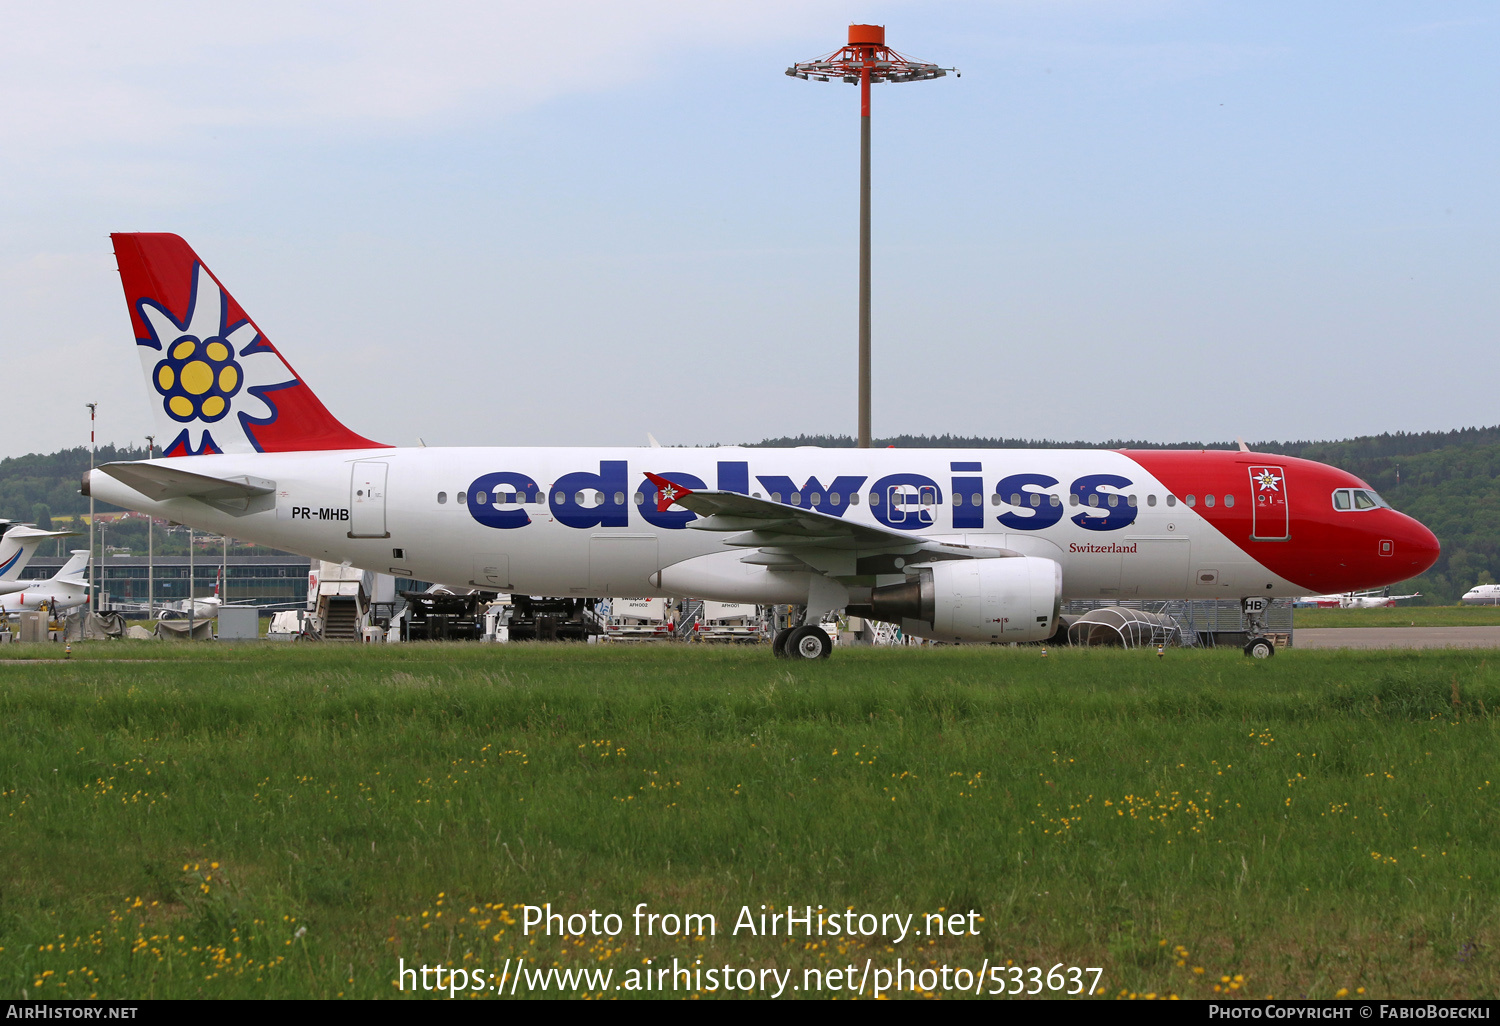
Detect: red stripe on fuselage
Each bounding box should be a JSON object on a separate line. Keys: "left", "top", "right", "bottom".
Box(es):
{"left": 1123, "top": 450, "right": 1439, "bottom": 593}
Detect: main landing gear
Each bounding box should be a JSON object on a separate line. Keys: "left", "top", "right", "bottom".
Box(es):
{"left": 773, "top": 606, "right": 833, "bottom": 660}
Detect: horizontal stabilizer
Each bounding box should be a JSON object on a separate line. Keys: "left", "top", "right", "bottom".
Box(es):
{"left": 97, "top": 462, "right": 276, "bottom": 516}
{"left": 2, "top": 526, "right": 78, "bottom": 541}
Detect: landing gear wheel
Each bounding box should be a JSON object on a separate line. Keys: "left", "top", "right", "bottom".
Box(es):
{"left": 772, "top": 627, "right": 795, "bottom": 658}
{"left": 1244, "top": 637, "right": 1275, "bottom": 659}
{"left": 786, "top": 625, "right": 833, "bottom": 660}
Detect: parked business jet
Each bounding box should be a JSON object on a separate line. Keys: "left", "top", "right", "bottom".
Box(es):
{"left": 1294, "top": 588, "right": 1422, "bottom": 609}
{"left": 1461, "top": 584, "right": 1500, "bottom": 606}
{"left": 84, "top": 234, "right": 1441, "bottom": 658}
{"left": 0, "top": 550, "right": 91, "bottom": 615}
{"left": 154, "top": 571, "right": 223, "bottom": 620}
{"left": 0, "top": 524, "right": 77, "bottom": 595}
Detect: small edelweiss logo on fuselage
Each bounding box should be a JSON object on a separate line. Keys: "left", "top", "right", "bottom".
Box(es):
{"left": 1255, "top": 471, "right": 1281, "bottom": 492}
{"left": 135, "top": 263, "right": 296, "bottom": 454}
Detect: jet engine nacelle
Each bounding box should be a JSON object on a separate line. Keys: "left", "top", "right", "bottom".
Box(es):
{"left": 859, "top": 556, "right": 1062, "bottom": 643}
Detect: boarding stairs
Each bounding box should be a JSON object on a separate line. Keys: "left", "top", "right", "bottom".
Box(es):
{"left": 673, "top": 600, "right": 704, "bottom": 639}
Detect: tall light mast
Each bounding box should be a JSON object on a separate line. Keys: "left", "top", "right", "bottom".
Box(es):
{"left": 786, "top": 25, "right": 954, "bottom": 448}
{"left": 145, "top": 434, "right": 154, "bottom": 621}
{"left": 86, "top": 403, "right": 97, "bottom": 612}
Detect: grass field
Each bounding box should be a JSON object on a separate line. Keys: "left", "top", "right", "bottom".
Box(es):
{"left": 3, "top": 642, "right": 1498, "bottom": 1000}
{"left": 1294, "top": 605, "right": 1500, "bottom": 629}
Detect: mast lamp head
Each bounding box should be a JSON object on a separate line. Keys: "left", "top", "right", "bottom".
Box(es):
{"left": 848, "top": 24, "right": 885, "bottom": 47}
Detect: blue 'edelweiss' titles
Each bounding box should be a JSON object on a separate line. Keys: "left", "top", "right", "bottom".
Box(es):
{"left": 464, "top": 460, "right": 1141, "bottom": 533}
{"left": 135, "top": 263, "right": 297, "bottom": 455}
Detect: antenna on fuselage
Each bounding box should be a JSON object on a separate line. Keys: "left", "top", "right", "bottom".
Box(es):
{"left": 1236, "top": 437, "right": 1251, "bottom": 453}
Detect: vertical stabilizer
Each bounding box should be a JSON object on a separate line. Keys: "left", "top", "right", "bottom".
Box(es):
{"left": 0, "top": 526, "right": 75, "bottom": 581}
{"left": 55, "top": 550, "right": 91, "bottom": 581}
{"left": 111, "top": 233, "right": 387, "bottom": 456}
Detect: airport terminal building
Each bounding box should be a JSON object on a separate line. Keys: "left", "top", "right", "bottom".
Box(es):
{"left": 20, "top": 554, "right": 312, "bottom": 610}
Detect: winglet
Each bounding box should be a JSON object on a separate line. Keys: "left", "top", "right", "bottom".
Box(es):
{"left": 643, "top": 471, "right": 694, "bottom": 513}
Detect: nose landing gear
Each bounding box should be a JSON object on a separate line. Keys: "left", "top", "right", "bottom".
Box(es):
{"left": 1241, "top": 596, "right": 1276, "bottom": 658}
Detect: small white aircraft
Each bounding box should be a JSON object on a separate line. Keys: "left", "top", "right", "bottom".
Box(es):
{"left": 0, "top": 524, "right": 77, "bottom": 594}
{"left": 0, "top": 550, "right": 91, "bottom": 615}
{"left": 1294, "top": 588, "right": 1421, "bottom": 609}
{"left": 1461, "top": 584, "right": 1500, "bottom": 606}
{"left": 156, "top": 592, "right": 222, "bottom": 620}
{"left": 111, "top": 569, "right": 225, "bottom": 620}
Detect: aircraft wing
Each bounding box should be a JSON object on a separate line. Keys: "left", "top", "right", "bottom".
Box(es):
{"left": 645, "top": 471, "right": 1013, "bottom": 575}
{"left": 97, "top": 462, "right": 277, "bottom": 515}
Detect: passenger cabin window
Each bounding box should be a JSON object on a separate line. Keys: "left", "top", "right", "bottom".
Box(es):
{"left": 1107, "top": 494, "right": 1118, "bottom": 508}
{"left": 1185, "top": 495, "right": 1196, "bottom": 507}
{"left": 1205, "top": 494, "right": 1215, "bottom": 508}
{"left": 1166, "top": 495, "right": 1176, "bottom": 507}
{"left": 1147, "top": 494, "right": 1156, "bottom": 506}
{"left": 1224, "top": 494, "right": 1234, "bottom": 508}
{"left": 1050, "top": 494, "right": 1060, "bottom": 507}
{"left": 1087, "top": 494, "right": 1099, "bottom": 507}
{"left": 476, "top": 491, "right": 488, "bottom": 505}
{"left": 456, "top": 491, "right": 467, "bottom": 504}
{"left": 1127, "top": 495, "right": 1138, "bottom": 507}
{"left": 830, "top": 492, "right": 841, "bottom": 506}
{"left": 437, "top": 492, "right": 447, "bottom": 504}
{"left": 849, "top": 493, "right": 859, "bottom": 505}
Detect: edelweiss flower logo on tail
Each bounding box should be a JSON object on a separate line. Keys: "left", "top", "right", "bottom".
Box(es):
{"left": 136, "top": 264, "right": 297, "bottom": 455}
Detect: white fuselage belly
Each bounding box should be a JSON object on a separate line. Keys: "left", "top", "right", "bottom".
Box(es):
{"left": 90, "top": 447, "right": 1301, "bottom": 602}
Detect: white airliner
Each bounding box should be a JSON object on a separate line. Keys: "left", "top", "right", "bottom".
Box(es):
{"left": 1461, "top": 584, "right": 1500, "bottom": 606}
{"left": 0, "top": 524, "right": 76, "bottom": 594}
{"left": 84, "top": 234, "right": 1441, "bottom": 658}
{"left": 0, "top": 550, "right": 91, "bottom": 615}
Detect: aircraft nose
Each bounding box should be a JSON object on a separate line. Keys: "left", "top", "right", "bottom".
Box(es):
{"left": 1393, "top": 514, "right": 1440, "bottom": 577}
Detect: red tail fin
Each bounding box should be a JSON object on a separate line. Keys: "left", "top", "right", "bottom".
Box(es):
{"left": 111, "top": 233, "right": 387, "bottom": 455}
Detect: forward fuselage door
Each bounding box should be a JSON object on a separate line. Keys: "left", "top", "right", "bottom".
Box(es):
{"left": 349, "top": 461, "right": 390, "bottom": 539}
{"left": 1248, "top": 464, "right": 1289, "bottom": 541}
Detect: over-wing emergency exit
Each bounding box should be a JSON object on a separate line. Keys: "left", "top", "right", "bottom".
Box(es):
{"left": 85, "top": 234, "right": 1440, "bottom": 658}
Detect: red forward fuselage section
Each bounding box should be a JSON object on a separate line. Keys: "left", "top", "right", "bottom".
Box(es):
{"left": 1126, "top": 450, "right": 1439, "bottom": 594}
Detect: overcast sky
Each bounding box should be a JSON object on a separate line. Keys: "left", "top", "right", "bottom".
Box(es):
{"left": 2, "top": 1, "right": 1496, "bottom": 456}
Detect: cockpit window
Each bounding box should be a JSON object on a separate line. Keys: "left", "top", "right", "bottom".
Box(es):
{"left": 1334, "top": 487, "right": 1389, "bottom": 511}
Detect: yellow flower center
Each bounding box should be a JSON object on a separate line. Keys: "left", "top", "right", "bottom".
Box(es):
{"left": 180, "top": 360, "right": 214, "bottom": 395}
